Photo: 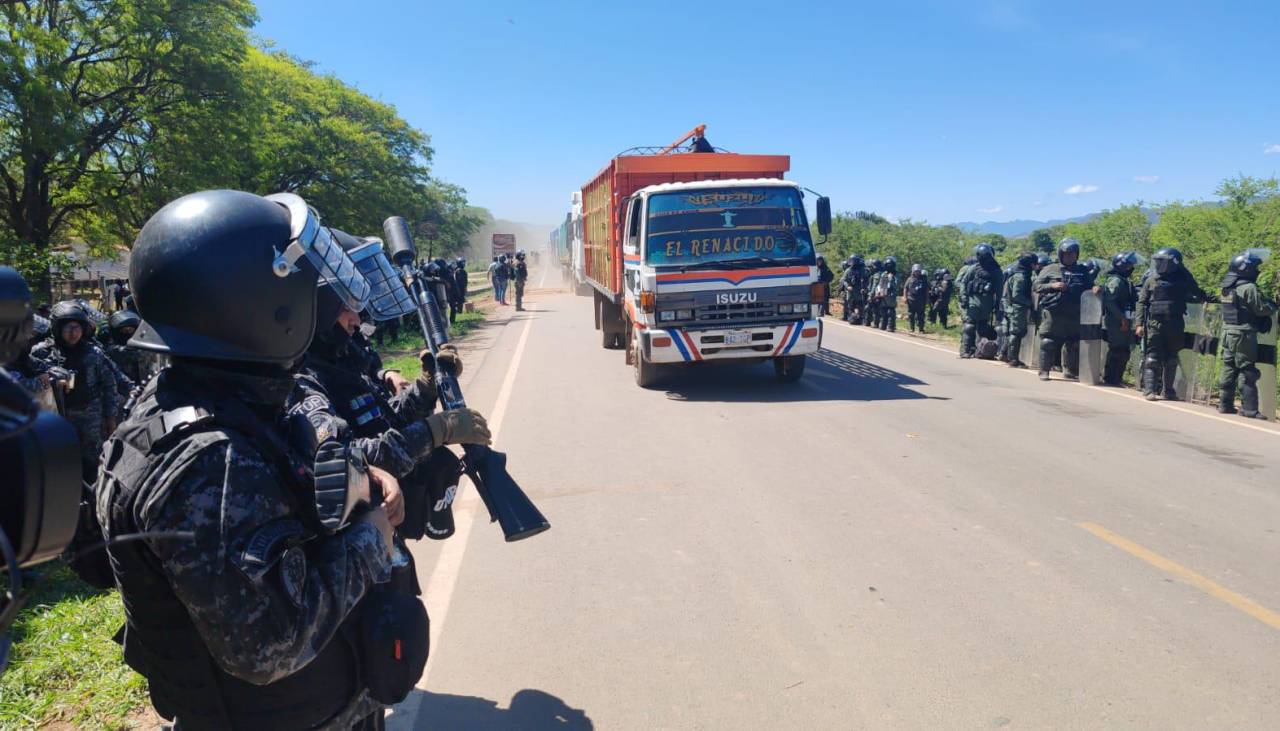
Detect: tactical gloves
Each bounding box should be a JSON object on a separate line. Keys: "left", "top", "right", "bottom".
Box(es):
{"left": 425, "top": 408, "right": 491, "bottom": 448}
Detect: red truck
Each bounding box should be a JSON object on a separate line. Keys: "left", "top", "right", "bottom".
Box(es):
{"left": 580, "top": 126, "right": 831, "bottom": 387}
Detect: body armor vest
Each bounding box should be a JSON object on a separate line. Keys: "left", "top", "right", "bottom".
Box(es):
{"left": 97, "top": 379, "right": 362, "bottom": 729}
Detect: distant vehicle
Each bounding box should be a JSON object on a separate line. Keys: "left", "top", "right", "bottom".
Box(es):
{"left": 578, "top": 125, "right": 832, "bottom": 387}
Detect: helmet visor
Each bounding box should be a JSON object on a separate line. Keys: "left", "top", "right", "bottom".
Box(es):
{"left": 1247, "top": 247, "right": 1272, "bottom": 263}
{"left": 266, "top": 193, "right": 370, "bottom": 313}
{"left": 349, "top": 239, "right": 416, "bottom": 321}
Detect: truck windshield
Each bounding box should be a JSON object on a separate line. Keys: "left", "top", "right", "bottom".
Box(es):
{"left": 645, "top": 186, "right": 815, "bottom": 267}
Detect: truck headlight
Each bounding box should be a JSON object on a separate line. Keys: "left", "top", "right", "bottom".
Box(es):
{"left": 658, "top": 311, "right": 676, "bottom": 322}
{"left": 778, "top": 303, "right": 793, "bottom": 314}
{"left": 676, "top": 309, "right": 694, "bottom": 320}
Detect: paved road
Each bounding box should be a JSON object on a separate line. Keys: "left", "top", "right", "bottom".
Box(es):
{"left": 392, "top": 267, "right": 1280, "bottom": 730}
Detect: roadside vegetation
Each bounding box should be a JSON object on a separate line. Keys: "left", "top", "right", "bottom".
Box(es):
{"left": 820, "top": 175, "right": 1280, "bottom": 298}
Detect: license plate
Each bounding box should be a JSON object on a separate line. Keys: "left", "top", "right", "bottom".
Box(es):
{"left": 724, "top": 331, "right": 751, "bottom": 345}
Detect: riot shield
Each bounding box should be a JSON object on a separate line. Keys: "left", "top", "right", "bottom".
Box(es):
{"left": 1079, "top": 290, "right": 1104, "bottom": 385}
{"left": 1259, "top": 311, "right": 1278, "bottom": 420}
{"left": 1174, "top": 302, "right": 1218, "bottom": 403}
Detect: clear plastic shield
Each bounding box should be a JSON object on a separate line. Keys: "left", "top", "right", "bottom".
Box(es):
{"left": 264, "top": 192, "right": 371, "bottom": 313}
{"left": 348, "top": 239, "right": 417, "bottom": 321}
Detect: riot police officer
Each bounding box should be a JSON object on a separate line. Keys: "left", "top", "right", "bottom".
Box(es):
{"left": 956, "top": 245, "right": 1002, "bottom": 358}
{"left": 450, "top": 256, "right": 468, "bottom": 321}
{"left": 875, "top": 256, "right": 901, "bottom": 331}
{"left": 1034, "top": 238, "right": 1090, "bottom": 381}
{"left": 32, "top": 301, "right": 119, "bottom": 478}
{"left": 904, "top": 263, "right": 930, "bottom": 332}
{"left": 1136, "top": 247, "right": 1209, "bottom": 400}
{"left": 289, "top": 228, "right": 490, "bottom": 540}
{"left": 929, "top": 268, "right": 953, "bottom": 328}
{"left": 1217, "top": 251, "right": 1276, "bottom": 418}
{"left": 865, "top": 259, "right": 883, "bottom": 328}
{"left": 514, "top": 250, "right": 530, "bottom": 311}
{"left": 1101, "top": 252, "right": 1139, "bottom": 386}
{"left": 1002, "top": 252, "right": 1037, "bottom": 368}
{"left": 96, "top": 190, "right": 401, "bottom": 729}
{"left": 841, "top": 255, "right": 868, "bottom": 324}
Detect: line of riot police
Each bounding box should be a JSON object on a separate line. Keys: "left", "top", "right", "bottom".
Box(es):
{"left": 2, "top": 189, "right": 548, "bottom": 728}
{"left": 833, "top": 236, "right": 1277, "bottom": 420}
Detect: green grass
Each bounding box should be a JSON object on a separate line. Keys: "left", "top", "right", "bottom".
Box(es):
{"left": 378, "top": 310, "right": 488, "bottom": 381}
{"left": 0, "top": 564, "right": 148, "bottom": 730}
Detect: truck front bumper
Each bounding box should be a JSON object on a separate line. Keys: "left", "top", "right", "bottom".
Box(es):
{"left": 642, "top": 319, "right": 822, "bottom": 364}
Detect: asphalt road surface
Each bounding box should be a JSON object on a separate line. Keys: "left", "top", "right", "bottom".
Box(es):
{"left": 392, "top": 266, "right": 1280, "bottom": 730}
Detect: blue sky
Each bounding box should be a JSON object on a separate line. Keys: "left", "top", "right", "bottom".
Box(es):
{"left": 254, "top": 0, "right": 1280, "bottom": 226}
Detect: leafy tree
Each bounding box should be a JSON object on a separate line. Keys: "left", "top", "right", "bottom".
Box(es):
{"left": 1030, "top": 229, "right": 1055, "bottom": 253}
{"left": 0, "top": 0, "right": 255, "bottom": 291}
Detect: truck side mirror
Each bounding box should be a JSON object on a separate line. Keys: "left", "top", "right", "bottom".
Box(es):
{"left": 816, "top": 197, "right": 832, "bottom": 237}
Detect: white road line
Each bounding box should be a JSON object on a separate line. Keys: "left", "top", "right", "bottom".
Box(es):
{"left": 538, "top": 262, "right": 548, "bottom": 289}
{"left": 395, "top": 315, "right": 535, "bottom": 725}
{"left": 824, "top": 316, "right": 1280, "bottom": 437}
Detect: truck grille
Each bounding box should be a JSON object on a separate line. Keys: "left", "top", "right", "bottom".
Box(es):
{"left": 695, "top": 301, "right": 776, "bottom": 323}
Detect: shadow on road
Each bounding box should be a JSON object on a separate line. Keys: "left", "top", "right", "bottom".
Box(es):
{"left": 390, "top": 689, "right": 593, "bottom": 730}
{"left": 662, "top": 347, "right": 947, "bottom": 403}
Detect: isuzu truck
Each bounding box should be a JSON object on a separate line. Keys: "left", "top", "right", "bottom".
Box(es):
{"left": 581, "top": 126, "right": 831, "bottom": 387}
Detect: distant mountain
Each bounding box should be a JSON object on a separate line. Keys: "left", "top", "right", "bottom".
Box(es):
{"left": 951, "top": 214, "right": 1097, "bottom": 238}
{"left": 953, "top": 207, "right": 1167, "bottom": 238}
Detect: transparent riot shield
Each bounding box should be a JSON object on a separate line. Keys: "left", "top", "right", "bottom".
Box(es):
{"left": 1079, "top": 290, "right": 1104, "bottom": 385}
{"left": 1259, "top": 311, "right": 1278, "bottom": 420}
{"left": 1174, "top": 302, "right": 1219, "bottom": 403}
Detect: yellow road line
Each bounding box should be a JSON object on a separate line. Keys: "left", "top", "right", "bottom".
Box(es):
{"left": 1078, "top": 521, "right": 1280, "bottom": 631}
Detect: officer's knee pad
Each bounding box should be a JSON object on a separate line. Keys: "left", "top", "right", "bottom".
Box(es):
{"left": 1244, "top": 366, "right": 1261, "bottom": 384}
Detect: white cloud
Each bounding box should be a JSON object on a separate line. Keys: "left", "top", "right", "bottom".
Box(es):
{"left": 1133, "top": 175, "right": 1161, "bottom": 184}
{"left": 1064, "top": 184, "right": 1099, "bottom": 195}
{"left": 978, "top": 205, "right": 1004, "bottom": 214}
{"left": 1265, "top": 144, "right": 1280, "bottom": 155}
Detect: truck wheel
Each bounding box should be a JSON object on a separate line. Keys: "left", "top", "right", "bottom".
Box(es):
{"left": 634, "top": 346, "right": 662, "bottom": 388}
{"left": 773, "top": 355, "right": 806, "bottom": 382}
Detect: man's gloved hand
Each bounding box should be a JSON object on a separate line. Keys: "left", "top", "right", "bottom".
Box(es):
{"left": 419, "top": 343, "right": 463, "bottom": 377}
{"left": 425, "top": 408, "right": 492, "bottom": 448}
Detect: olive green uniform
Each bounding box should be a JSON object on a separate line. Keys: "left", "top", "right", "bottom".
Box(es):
{"left": 1000, "top": 265, "right": 1033, "bottom": 363}
{"left": 1033, "top": 261, "right": 1089, "bottom": 377}
{"left": 1218, "top": 279, "right": 1276, "bottom": 416}
{"left": 1101, "top": 269, "right": 1137, "bottom": 385}
{"left": 1138, "top": 268, "right": 1208, "bottom": 397}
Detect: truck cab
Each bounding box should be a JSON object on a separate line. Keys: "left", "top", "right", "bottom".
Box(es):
{"left": 621, "top": 179, "right": 826, "bottom": 386}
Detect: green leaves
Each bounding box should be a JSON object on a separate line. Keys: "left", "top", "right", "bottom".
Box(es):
{"left": 0, "top": 4, "right": 483, "bottom": 291}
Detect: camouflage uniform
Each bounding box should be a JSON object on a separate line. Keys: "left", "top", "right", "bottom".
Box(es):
{"left": 96, "top": 364, "right": 391, "bottom": 728}
{"left": 514, "top": 259, "right": 529, "bottom": 311}
{"left": 32, "top": 337, "right": 119, "bottom": 475}
{"left": 1001, "top": 264, "right": 1034, "bottom": 364}
{"left": 874, "top": 270, "right": 901, "bottom": 331}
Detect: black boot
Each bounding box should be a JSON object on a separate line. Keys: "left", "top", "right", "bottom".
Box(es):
{"left": 1038, "top": 338, "right": 1055, "bottom": 380}
{"left": 1218, "top": 388, "right": 1237, "bottom": 414}
{"left": 1062, "top": 340, "right": 1080, "bottom": 381}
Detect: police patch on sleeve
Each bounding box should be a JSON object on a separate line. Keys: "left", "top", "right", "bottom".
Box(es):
{"left": 280, "top": 546, "right": 307, "bottom": 608}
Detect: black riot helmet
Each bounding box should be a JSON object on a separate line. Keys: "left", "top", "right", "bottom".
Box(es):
{"left": 1111, "top": 251, "right": 1138, "bottom": 276}
{"left": 910, "top": 263, "right": 923, "bottom": 275}
{"left": 50, "top": 301, "right": 92, "bottom": 347}
{"left": 515, "top": 251, "right": 525, "bottom": 262}
{"left": 1057, "top": 237, "right": 1081, "bottom": 266}
{"left": 107, "top": 310, "right": 141, "bottom": 345}
{"left": 129, "top": 190, "right": 367, "bottom": 366}
{"left": 933, "top": 267, "right": 947, "bottom": 279}
{"left": 851, "top": 254, "right": 864, "bottom": 268}
{"left": 1035, "top": 253, "right": 1051, "bottom": 270}
{"left": 0, "top": 266, "right": 34, "bottom": 365}
{"left": 1017, "top": 251, "right": 1038, "bottom": 269}
{"left": 1229, "top": 251, "right": 1263, "bottom": 282}
{"left": 868, "top": 258, "right": 882, "bottom": 272}
{"left": 456, "top": 257, "right": 467, "bottom": 270}
{"left": 883, "top": 256, "right": 897, "bottom": 273}
{"left": 1152, "top": 247, "right": 1182, "bottom": 276}
{"left": 973, "top": 243, "right": 995, "bottom": 262}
